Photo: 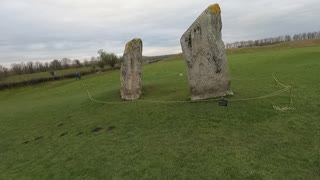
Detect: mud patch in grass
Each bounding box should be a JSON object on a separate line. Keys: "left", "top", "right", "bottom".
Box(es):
{"left": 91, "top": 127, "right": 103, "bottom": 133}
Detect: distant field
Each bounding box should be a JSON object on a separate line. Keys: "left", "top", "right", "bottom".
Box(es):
{"left": 0, "top": 67, "right": 92, "bottom": 84}
{"left": 227, "top": 39, "right": 320, "bottom": 54}
{"left": 0, "top": 44, "right": 319, "bottom": 179}
{"left": 1, "top": 39, "right": 319, "bottom": 86}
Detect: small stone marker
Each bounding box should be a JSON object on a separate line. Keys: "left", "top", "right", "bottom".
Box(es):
{"left": 120, "top": 38, "right": 143, "bottom": 100}
{"left": 180, "top": 4, "right": 233, "bottom": 100}
{"left": 218, "top": 99, "right": 228, "bottom": 107}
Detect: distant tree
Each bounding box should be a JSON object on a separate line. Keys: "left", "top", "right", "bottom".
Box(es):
{"left": 0, "top": 65, "right": 9, "bottom": 79}
{"left": 26, "top": 61, "right": 35, "bottom": 74}
{"left": 90, "top": 56, "right": 97, "bottom": 64}
{"left": 34, "top": 61, "right": 48, "bottom": 72}
{"left": 44, "top": 62, "right": 50, "bottom": 71}
{"left": 11, "top": 63, "right": 23, "bottom": 75}
{"left": 83, "top": 59, "right": 90, "bottom": 67}
{"left": 98, "top": 49, "right": 119, "bottom": 68}
{"left": 89, "top": 56, "right": 98, "bottom": 71}
{"left": 285, "top": 35, "right": 291, "bottom": 42}
{"left": 61, "top": 58, "right": 71, "bottom": 69}
{"left": 49, "top": 60, "right": 62, "bottom": 71}
{"left": 226, "top": 30, "right": 320, "bottom": 49}
{"left": 34, "top": 62, "right": 41, "bottom": 72}
{"left": 119, "top": 56, "right": 123, "bottom": 63}
{"left": 108, "top": 53, "right": 118, "bottom": 68}
{"left": 97, "top": 60, "right": 105, "bottom": 70}
{"left": 21, "top": 62, "right": 29, "bottom": 74}
{"left": 72, "top": 59, "right": 82, "bottom": 68}
{"left": 98, "top": 49, "right": 108, "bottom": 64}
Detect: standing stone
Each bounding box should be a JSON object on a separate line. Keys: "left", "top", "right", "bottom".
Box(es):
{"left": 120, "top": 38, "right": 143, "bottom": 100}
{"left": 180, "top": 4, "right": 232, "bottom": 101}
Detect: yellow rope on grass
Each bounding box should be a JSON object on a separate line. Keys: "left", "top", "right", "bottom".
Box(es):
{"left": 86, "top": 74, "right": 292, "bottom": 104}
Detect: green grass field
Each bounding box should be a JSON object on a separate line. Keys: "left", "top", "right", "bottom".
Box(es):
{"left": 0, "top": 44, "right": 319, "bottom": 179}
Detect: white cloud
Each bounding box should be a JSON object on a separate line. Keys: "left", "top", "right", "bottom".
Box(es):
{"left": 0, "top": 0, "right": 319, "bottom": 64}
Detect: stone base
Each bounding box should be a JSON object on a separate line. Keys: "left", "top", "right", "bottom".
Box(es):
{"left": 121, "top": 93, "right": 141, "bottom": 101}
{"left": 191, "top": 90, "right": 233, "bottom": 101}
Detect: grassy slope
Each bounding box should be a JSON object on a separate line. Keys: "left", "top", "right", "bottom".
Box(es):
{"left": 0, "top": 45, "right": 319, "bottom": 179}
{"left": 227, "top": 39, "right": 320, "bottom": 54}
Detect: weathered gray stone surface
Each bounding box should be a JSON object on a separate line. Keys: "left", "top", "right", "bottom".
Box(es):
{"left": 180, "top": 4, "right": 232, "bottom": 101}
{"left": 120, "top": 38, "right": 143, "bottom": 100}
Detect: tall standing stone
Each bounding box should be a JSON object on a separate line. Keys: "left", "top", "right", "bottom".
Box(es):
{"left": 120, "top": 38, "right": 143, "bottom": 100}
{"left": 180, "top": 4, "right": 232, "bottom": 101}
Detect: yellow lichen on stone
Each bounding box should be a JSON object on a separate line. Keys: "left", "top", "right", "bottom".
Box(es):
{"left": 126, "top": 38, "right": 142, "bottom": 49}
{"left": 132, "top": 38, "right": 142, "bottom": 44}
{"left": 125, "top": 42, "right": 131, "bottom": 49}
{"left": 208, "top": 3, "right": 221, "bottom": 15}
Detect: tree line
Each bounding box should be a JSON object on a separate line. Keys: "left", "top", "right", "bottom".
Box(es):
{"left": 226, "top": 31, "right": 320, "bottom": 49}
{"left": 1, "top": 30, "right": 320, "bottom": 79}
{"left": 0, "top": 50, "right": 121, "bottom": 80}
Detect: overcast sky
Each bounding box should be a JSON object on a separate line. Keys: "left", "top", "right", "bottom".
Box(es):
{"left": 0, "top": 0, "right": 319, "bottom": 65}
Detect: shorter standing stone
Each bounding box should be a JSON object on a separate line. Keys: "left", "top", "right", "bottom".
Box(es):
{"left": 120, "top": 38, "right": 143, "bottom": 100}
